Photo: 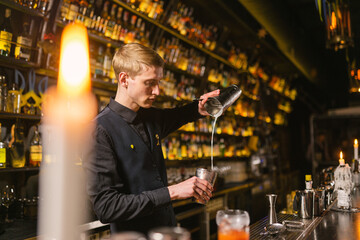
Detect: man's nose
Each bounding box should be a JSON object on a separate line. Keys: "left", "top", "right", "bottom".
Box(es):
{"left": 152, "top": 84, "right": 160, "bottom": 95}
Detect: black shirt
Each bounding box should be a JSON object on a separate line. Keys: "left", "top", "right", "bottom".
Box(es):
{"left": 84, "top": 98, "right": 203, "bottom": 234}
{"left": 108, "top": 99, "right": 151, "bottom": 148}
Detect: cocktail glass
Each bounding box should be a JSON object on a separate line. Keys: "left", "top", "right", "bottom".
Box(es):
{"left": 216, "top": 209, "right": 250, "bottom": 240}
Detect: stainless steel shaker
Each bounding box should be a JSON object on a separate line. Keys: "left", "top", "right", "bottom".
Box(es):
{"left": 293, "top": 190, "right": 313, "bottom": 219}
{"left": 204, "top": 84, "right": 242, "bottom": 117}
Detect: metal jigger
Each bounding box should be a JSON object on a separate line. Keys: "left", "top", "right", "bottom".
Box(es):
{"left": 266, "top": 194, "right": 278, "bottom": 225}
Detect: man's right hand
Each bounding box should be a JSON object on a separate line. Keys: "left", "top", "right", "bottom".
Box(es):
{"left": 167, "top": 176, "right": 213, "bottom": 204}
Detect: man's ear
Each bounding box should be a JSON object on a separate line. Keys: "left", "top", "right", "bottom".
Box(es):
{"left": 118, "top": 72, "right": 128, "bottom": 88}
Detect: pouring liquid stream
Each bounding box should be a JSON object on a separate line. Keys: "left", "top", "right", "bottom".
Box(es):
{"left": 210, "top": 116, "right": 219, "bottom": 170}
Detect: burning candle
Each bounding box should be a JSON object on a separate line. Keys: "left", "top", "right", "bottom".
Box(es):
{"left": 39, "top": 23, "right": 97, "bottom": 239}
{"left": 355, "top": 139, "right": 358, "bottom": 160}
{"left": 339, "top": 151, "right": 345, "bottom": 165}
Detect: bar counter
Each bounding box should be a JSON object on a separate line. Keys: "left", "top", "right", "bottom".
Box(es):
{"left": 250, "top": 189, "right": 360, "bottom": 240}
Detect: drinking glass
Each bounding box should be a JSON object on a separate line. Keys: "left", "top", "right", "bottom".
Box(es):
{"left": 1, "top": 185, "right": 16, "bottom": 223}
{"left": 216, "top": 209, "right": 250, "bottom": 240}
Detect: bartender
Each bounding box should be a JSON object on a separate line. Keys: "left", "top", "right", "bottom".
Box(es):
{"left": 84, "top": 43, "right": 220, "bottom": 234}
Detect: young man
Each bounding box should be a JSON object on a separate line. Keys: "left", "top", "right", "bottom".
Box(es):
{"left": 84, "top": 43, "right": 220, "bottom": 234}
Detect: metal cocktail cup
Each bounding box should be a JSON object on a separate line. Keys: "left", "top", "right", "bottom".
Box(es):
{"left": 195, "top": 168, "right": 217, "bottom": 204}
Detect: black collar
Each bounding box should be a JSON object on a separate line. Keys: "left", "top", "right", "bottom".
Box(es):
{"left": 108, "top": 98, "right": 138, "bottom": 123}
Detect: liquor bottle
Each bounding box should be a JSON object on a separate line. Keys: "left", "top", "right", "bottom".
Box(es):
{"left": 60, "top": 0, "right": 71, "bottom": 21}
{"left": 139, "top": 0, "right": 151, "bottom": 14}
{"left": 7, "top": 83, "right": 21, "bottom": 114}
{"left": 352, "top": 159, "right": 360, "bottom": 188}
{"left": 0, "top": 75, "right": 5, "bottom": 111}
{"left": 38, "top": 0, "right": 48, "bottom": 14}
{"left": 0, "top": 9, "right": 13, "bottom": 57}
{"left": 305, "top": 175, "right": 313, "bottom": 190}
{"left": 84, "top": 0, "right": 94, "bottom": 28}
{"left": 75, "top": 0, "right": 89, "bottom": 24}
{"left": 15, "top": 20, "right": 32, "bottom": 61}
{"left": 0, "top": 123, "right": 6, "bottom": 168}
{"left": 105, "top": 3, "right": 117, "bottom": 38}
{"left": 103, "top": 43, "right": 112, "bottom": 80}
{"left": 9, "top": 122, "right": 26, "bottom": 168}
{"left": 94, "top": 45, "right": 104, "bottom": 78}
{"left": 67, "top": 0, "right": 80, "bottom": 21}
{"left": 29, "top": 126, "right": 42, "bottom": 167}
{"left": 100, "top": 0, "right": 110, "bottom": 19}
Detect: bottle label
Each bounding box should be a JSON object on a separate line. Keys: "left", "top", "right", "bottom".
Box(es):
{"left": 15, "top": 36, "right": 32, "bottom": 60}
{"left": 0, "top": 31, "right": 13, "bottom": 53}
{"left": 305, "top": 181, "right": 312, "bottom": 190}
{"left": 0, "top": 148, "right": 6, "bottom": 168}
{"left": 337, "top": 189, "right": 350, "bottom": 209}
{"left": 30, "top": 145, "right": 42, "bottom": 162}
{"left": 67, "top": 4, "right": 79, "bottom": 21}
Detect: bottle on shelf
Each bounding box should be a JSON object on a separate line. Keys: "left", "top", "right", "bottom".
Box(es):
{"left": 15, "top": 19, "right": 33, "bottom": 61}
{"left": 0, "top": 123, "right": 6, "bottom": 168}
{"left": 38, "top": 0, "right": 49, "bottom": 14}
{"left": 0, "top": 8, "right": 13, "bottom": 57}
{"left": 104, "top": 3, "right": 117, "bottom": 39}
{"left": 94, "top": 45, "right": 104, "bottom": 78}
{"left": 7, "top": 83, "right": 21, "bottom": 114}
{"left": 67, "top": 0, "right": 80, "bottom": 22}
{"left": 29, "top": 125, "right": 42, "bottom": 167}
{"left": 305, "top": 175, "right": 313, "bottom": 191}
{"left": 0, "top": 75, "right": 6, "bottom": 111}
{"left": 8, "top": 122, "right": 26, "bottom": 168}
{"left": 103, "top": 43, "right": 112, "bottom": 81}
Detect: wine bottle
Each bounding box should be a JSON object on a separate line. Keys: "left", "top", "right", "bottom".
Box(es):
{"left": 29, "top": 126, "right": 42, "bottom": 167}
{"left": 15, "top": 20, "right": 32, "bottom": 61}
{"left": 0, "top": 9, "right": 13, "bottom": 57}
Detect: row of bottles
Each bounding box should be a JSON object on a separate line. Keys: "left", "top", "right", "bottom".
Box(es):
{"left": 179, "top": 117, "right": 255, "bottom": 137}
{"left": 162, "top": 134, "right": 251, "bottom": 161}
{"left": 90, "top": 43, "right": 116, "bottom": 83}
{"left": 122, "top": 0, "right": 165, "bottom": 20}
{"left": 0, "top": 74, "right": 40, "bottom": 115}
{"left": 160, "top": 70, "right": 198, "bottom": 101}
{"left": 0, "top": 122, "right": 42, "bottom": 169}
{"left": 166, "top": 1, "right": 219, "bottom": 50}
{"left": 207, "top": 66, "right": 260, "bottom": 99}
{"left": 156, "top": 37, "right": 206, "bottom": 76}
{"left": 60, "top": 0, "right": 151, "bottom": 47}
{"left": 0, "top": 8, "right": 34, "bottom": 61}
{"left": 11, "top": 0, "right": 49, "bottom": 14}
{"left": 268, "top": 75, "right": 297, "bottom": 100}
{"left": 228, "top": 45, "right": 248, "bottom": 71}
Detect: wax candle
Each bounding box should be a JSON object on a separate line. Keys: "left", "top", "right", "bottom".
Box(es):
{"left": 354, "top": 139, "right": 358, "bottom": 160}
{"left": 39, "top": 23, "right": 97, "bottom": 240}
{"left": 339, "top": 151, "right": 345, "bottom": 165}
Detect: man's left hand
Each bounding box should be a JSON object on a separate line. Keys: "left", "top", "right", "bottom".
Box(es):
{"left": 198, "top": 89, "right": 220, "bottom": 116}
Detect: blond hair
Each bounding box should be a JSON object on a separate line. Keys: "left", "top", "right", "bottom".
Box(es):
{"left": 112, "top": 43, "right": 164, "bottom": 80}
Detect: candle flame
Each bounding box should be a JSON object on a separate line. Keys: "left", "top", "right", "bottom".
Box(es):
{"left": 340, "top": 151, "right": 343, "bottom": 159}
{"left": 330, "top": 11, "right": 337, "bottom": 30}
{"left": 355, "top": 139, "right": 358, "bottom": 146}
{"left": 58, "top": 23, "right": 91, "bottom": 96}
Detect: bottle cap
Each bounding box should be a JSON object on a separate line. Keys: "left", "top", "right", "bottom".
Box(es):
{"left": 305, "top": 175, "right": 312, "bottom": 181}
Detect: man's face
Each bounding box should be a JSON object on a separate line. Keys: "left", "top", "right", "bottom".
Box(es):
{"left": 126, "top": 66, "right": 163, "bottom": 109}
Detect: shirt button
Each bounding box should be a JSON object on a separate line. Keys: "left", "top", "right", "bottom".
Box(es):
{"left": 156, "top": 176, "right": 162, "bottom": 181}
{"left": 152, "top": 163, "right": 157, "bottom": 168}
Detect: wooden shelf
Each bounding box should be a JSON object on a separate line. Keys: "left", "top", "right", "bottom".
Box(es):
{"left": 0, "top": 55, "right": 39, "bottom": 69}
{"left": 0, "top": 166, "right": 39, "bottom": 173}
{"left": 0, "top": 112, "right": 41, "bottom": 120}
{"left": 56, "top": 21, "right": 123, "bottom": 49}
{"left": 113, "top": 0, "right": 248, "bottom": 73}
{"left": 0, "top": 0, "right": 47, "bottom": 18}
